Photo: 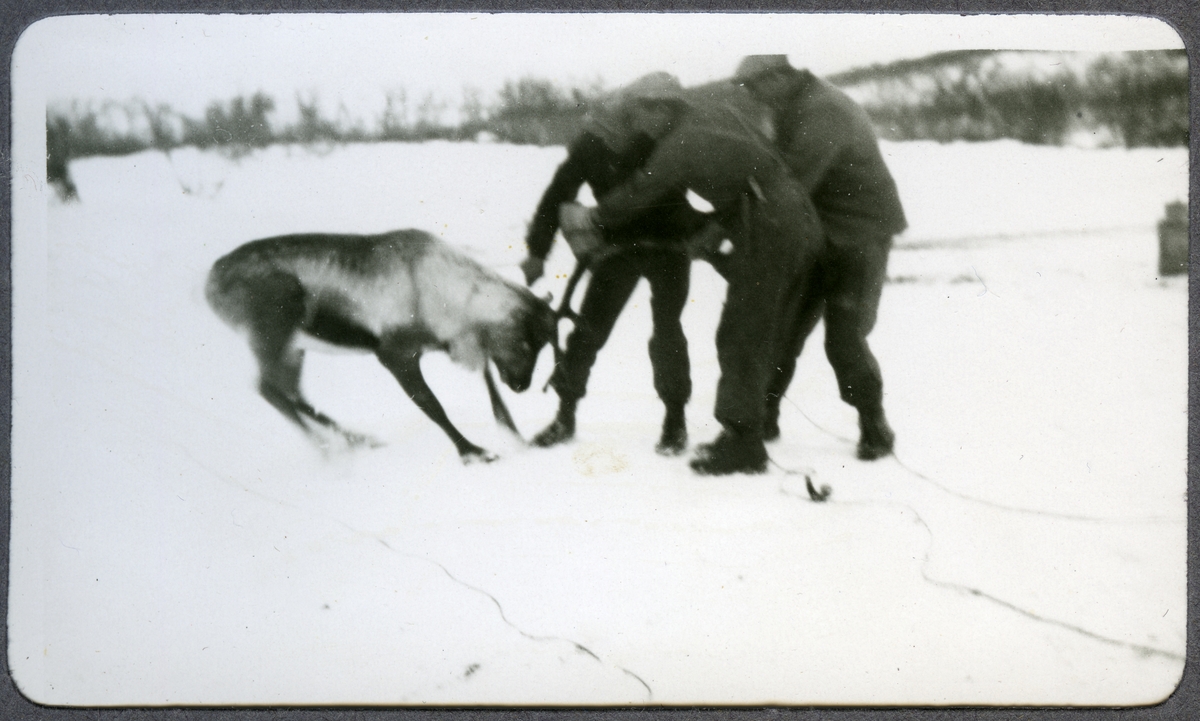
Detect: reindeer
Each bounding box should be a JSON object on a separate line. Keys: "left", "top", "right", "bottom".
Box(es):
{"left": 206, "top": 229, "right": 558, "bottom": 462}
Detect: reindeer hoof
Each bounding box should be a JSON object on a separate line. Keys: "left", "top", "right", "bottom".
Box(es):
{"left": 305, "top": 421, "right": 383, "bottom": 452}
{"left": 460, "top": 448, "right": 498, "bottom": 464}
{"left": 344, "top": 431, "right": 384, "bottom": 449}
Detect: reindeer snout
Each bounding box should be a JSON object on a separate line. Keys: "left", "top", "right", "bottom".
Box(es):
{"left": 495, "top": 363, "right": 531, "bottom": 393}
{"left": 507, "top": 373, "right": 532, "bottom": 393}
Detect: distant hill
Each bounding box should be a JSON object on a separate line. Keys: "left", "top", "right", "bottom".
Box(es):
{"left": 826, "top": 49, "right": 1187, "bottom": 147}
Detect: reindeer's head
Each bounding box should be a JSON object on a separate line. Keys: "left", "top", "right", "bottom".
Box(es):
{"left": 488, "top": 290, "right": 559, "bottom": 393}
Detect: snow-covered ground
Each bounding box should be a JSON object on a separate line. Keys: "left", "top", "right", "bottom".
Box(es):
{"left": 9, "top": 138, "right": 1188, "bottom": 705}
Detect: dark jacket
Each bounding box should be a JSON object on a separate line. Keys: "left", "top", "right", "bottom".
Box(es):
{"left": 772, "top": 70, "right": 907, "bottom": 239}
{"left": 594, "top": 91, "right": 813, "bottom": 234}
{"left": 525, "top": 131, "right": 703, "bottom": 260}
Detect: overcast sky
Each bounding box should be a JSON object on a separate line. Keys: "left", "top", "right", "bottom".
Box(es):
{"left": 15, "top": 12, "right": 1186, "bottom": 121}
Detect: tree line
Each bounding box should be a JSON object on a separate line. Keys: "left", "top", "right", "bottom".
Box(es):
{"left": 47, "top": 49, "right": 1188, "bottom": 182}
{"left": 47, "top": 77, "right": 603, "bottom": 164}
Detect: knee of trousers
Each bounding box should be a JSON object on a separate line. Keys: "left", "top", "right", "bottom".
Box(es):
{"left": 823, "top": 315, "right": 872, "bottom": 357}
{"left": 562, "top": 322, "right": 608, "bottom": 362}
{"left": 649, "top": 337, "right": 691, "bottom": 398}
{"left": 648, "top": 325, "right": 688, "bottom": 353}
{"left": 833, "top": 361, "right": 883, "bottom": 409}
{"left": 825, "top": 331, "right": 879, "bottom": 372}
{"left": 549, "top": 364, "right": 588, "bottom": 401}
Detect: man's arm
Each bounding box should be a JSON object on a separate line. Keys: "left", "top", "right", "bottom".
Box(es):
{"left": 594, "top": 139, "right": 692, "bottom": 232}
{"left": 524, "top": 135, "right": 597, "bottom": 261}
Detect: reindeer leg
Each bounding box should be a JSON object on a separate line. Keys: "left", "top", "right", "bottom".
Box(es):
{"left": 376, "top": 337, "right": 496, "bottom": 463}
{"left": 256, "top": 350, "right": 379, "bottom": 448}
{"left": 255, "top": 344, "right": 310, "bottom": 430}
{"left": 247, "top": 273, "right": 376, "bottom": 448}
{"left": 246, "top": 276, "right": 314, "bottom": 431}
{"left": 484, "top": 363, "right": 521, "bottom": 438}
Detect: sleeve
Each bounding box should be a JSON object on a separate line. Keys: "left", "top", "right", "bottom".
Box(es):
{"left": 524, "top": 135, "right": 594, "bottom": 260}
{"left": 659, "top": 201, "right": 712, "bottom": 239}
{"left": 594, "top": 136, "right": 693, "bottom": 231}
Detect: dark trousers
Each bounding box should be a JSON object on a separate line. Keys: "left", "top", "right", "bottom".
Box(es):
{"left": 713, "top": 187, "right": 822, "bottom": 437}
{"left": 768, "top": 230, "right": 892, "bottom": 417}
{"left": 550, "top": 249, "right": 691, "bottom": 406}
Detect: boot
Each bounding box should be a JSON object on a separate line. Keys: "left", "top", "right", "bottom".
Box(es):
{"left": 856, "top": 407, "right": 895, "bottom": 460}
{"left": 690, "top": 427, "right": 768, "bottom": 476}
{"left": 655, "top": 402, "right": 688, "bottom": 456}
{"left": 532, "top": 398, "right": 578, "bottom": 448}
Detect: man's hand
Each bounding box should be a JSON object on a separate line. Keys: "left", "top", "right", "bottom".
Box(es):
{"left": 519, "top": 255, "right": 545, "bottom": 286}
{"left": 685, "top": 219, "right": 728, "bottom": 260}
{"left": 686, "top": 220, "right": 732, "bottom": 279}
{"left": 558, "top": 202, "right": 606, "bottom": 261}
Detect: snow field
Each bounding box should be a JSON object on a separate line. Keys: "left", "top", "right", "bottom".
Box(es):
{"left": 9, "top": 138, "right": 1188, "bottom": 705}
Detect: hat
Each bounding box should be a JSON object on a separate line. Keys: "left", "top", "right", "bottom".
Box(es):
{"left": 619, "top": 72, "right": 684, "bottom": 103}
{"left": 582, "top": 72, "right": 684, "bottom": 153}
{"left": 733, "top": 55, "right": 791, "bottom": 83}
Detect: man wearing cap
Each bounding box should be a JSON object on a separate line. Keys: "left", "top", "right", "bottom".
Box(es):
{"left": 520, "top": 73, "right": 709, "bottom": 455}
{"left": 573, "top": 81, "right": 824, "bottom": 475}
{"left": 734, "top": 54, "right": 906, "bottom": 461}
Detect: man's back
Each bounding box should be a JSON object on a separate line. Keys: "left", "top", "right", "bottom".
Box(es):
{"left": 776, "top": 71, "right": 907, "bottom": 238}
{"left": 597, "top": 91, "right": 801, "bottom": 228}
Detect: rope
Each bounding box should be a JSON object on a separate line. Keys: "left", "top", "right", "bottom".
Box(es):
{"left": 768, "top": 457, "right": 830, "bottom": 502}
{"left": 780, "top": 393, "right": 1180, "bottom": 524}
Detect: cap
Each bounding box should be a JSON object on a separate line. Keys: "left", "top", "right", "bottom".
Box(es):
{"left": 581, "top": 72, "right": 684, "bottom": 153}
{"left": 619, "top": 72, "right": 684, "bottom": 103}
{"left": 733, "top": 55, "right": 791, "bottom": 83}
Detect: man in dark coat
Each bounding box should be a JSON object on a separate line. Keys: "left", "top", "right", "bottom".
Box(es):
{"left": 520, "top": 73, "right": 709, "bottom": 455}
{"left": 734, "top": 55, "right": 907, "bottom": 461}
{"left": 574, "top": 81, "right": 825, "bottom": 475}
